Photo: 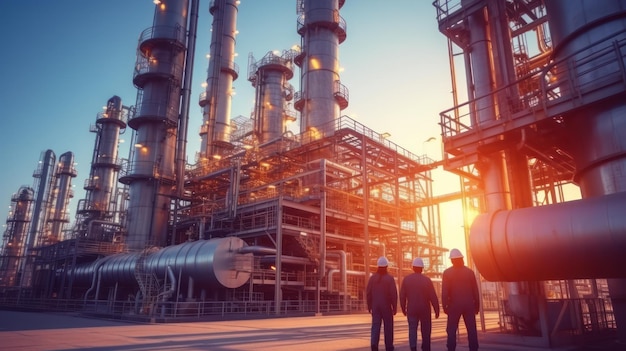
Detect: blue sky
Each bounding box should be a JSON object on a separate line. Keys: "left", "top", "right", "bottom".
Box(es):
{"left": 0, "top": 1, "right": 465, "bottom": 253}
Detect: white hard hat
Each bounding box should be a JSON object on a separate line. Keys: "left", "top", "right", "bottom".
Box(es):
{"left": 412, "top": 257, "right": 424, "bottom": 268}
{"left": 449, "top": 248, "right": 464, "bottom": 259}
{"left": 377, "top": 256, "right": 389, "bottom": 267}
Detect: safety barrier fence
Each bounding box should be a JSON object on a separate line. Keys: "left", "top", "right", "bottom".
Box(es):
{"left": 0, "top": 296, "right": 367, "bottom": 321}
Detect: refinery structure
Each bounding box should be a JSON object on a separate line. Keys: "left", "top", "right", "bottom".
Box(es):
{"left": 1, "top": 0, "right": 626, "bottom": 349}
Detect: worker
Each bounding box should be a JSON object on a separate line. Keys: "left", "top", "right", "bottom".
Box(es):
{"left": 441, "top": 248, "right": 480, "bottom": 351}
{"left": 399, "top": 257, "right": 440, "bottom": 351}
{"left": 366, "top": 256, "right": 398, "bottom": 351}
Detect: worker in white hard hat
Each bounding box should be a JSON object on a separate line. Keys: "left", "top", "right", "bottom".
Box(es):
{"left": 399, "top": 257, "right": 440, "bottom": 351}
{"left": 441, "top": 248, "right": 480, "bottom": 351}
{"left": 366, "top": 256, "right": 398, "bottom": 351}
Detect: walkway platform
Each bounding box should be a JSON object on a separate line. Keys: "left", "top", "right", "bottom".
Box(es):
{"left": 0, "top": 310, "right": 622, "bottom": 350}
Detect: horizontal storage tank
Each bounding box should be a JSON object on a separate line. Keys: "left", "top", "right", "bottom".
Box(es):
{"left": 73, "top": 237, "right": 252, "bottom": 289}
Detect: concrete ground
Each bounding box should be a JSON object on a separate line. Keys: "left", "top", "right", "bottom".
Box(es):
{"left": 0, "top": 310, "right": 622, "bottom": 350}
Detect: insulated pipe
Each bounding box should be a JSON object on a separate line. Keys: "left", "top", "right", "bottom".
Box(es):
{"left": 71, "top": 237, "right": 252, "bottom": 289}
{"left": 470, "top": 191, "right": 626, "bottom": 282}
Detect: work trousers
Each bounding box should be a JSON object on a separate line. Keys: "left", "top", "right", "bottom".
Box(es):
{"left": 446, "top": 307, "right": 478, "bottom": 351}
{"left": 407, "top": 314, "right": 432, "bottom": 351}
{"left": 371, "top": 308, "right": 394, "bottom": 351}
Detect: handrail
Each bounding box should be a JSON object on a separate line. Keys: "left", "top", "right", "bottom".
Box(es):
{"left": 439, "top": 33, "right": 626, "bottom": 143}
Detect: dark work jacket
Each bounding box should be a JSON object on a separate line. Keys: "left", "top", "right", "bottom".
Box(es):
{"left": 441, "top": 265, "right": 480, "bottom": 313}
{"left": 366, "top": 270, "right": 398, "bottom": 314}
{"left": 399, "top": 272, "right": 440, "bottom": 316}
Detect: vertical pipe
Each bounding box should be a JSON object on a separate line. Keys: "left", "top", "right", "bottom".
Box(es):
{"left": 176, "top": 0, "right": 199, "bottom": 198}
{"left": 319, "top": 160, "right": 327, "bottom": 281}
{"left": 274, "top": 197, "right": 283, "bottom": 314}
{"left": 362, "top": 133, "right": 370, "bottom": 300}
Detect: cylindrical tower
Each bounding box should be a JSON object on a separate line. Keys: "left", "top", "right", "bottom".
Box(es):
{"left": 199, "top": 0, "right": 239, "bottom": 159}
{"left": 294, "top": 0, "right": 348, "bottom": 136}
{"left": 27, "top": 150, "right": 55, "bottom": 251}
{"left": 77, "top": 96, "right": 126, "bottom": 240}
{"left": 120, "top": 0, "right": 189, "bottom": 250}
{"left": 46, "top": 151, "right": 77, "bottom": 243}
{"left": 0, "top": 187, "right": 34, "bottom": 287}
{"left": 248, "top": 50, "right": 296, "bottom": 143}
{"left": 17, "top": 149, "right": 55, "bottom": 288}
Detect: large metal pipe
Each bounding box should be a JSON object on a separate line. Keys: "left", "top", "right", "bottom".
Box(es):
{"left": 470, "top": 191, "right": 626, "bottom": 281}
{"left": 72, "top": 237, "right": 252, "bottom": 290}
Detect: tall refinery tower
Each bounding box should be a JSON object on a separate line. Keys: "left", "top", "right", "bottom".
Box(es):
{"left": 199, "top": 0, "right": 239, "bottom": 160}
{"left": 0, "top": 187, "right": 34, "bottom": 287}
{"left": 75, "top": 96, "right": 127, "bottom": 242}
{"left": 294, "top": 0, "right": 349, "bottom": 135}
{"left": 120, "top": 0, "right": 192, "bottom": 250}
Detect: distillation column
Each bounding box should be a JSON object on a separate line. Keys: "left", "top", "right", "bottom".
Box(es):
{"left": 0, "top": 187, "right": 34, "bottom": 287}
{"left": 294, "top": 0, "right": 348, "bottom": 135}
{"left": 199, "top": 0, "right": 239, "bottom": 159}
{"left": 17, "top": 149, "right": 55, "bottom": 288}
{"left": 27, "top": 150, "right": 55, "bottom": 251}
{"left": 248, "top": 50, "right": 296, "bottom": 143}
{"left": 77, "top": 96, "right": 126, "bottom": 240}
{"left": 47, "top": 151, "right": 77, "bottom": 243}
{"left": 121, "top": 0, "right": 189, "bottom": 250}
